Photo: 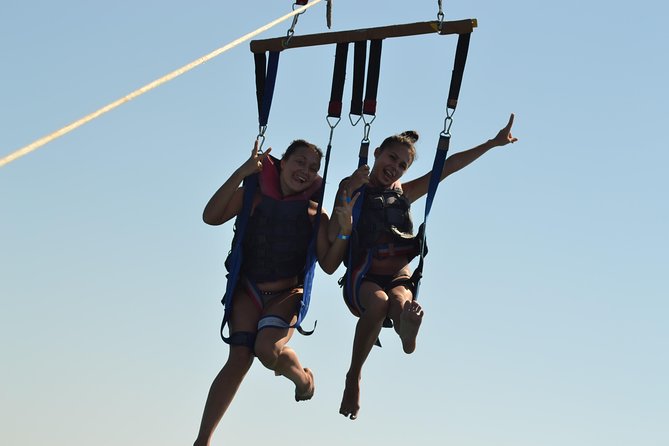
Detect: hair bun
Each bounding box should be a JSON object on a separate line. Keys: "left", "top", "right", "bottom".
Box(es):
{"left": 401, "top": 130, "right": 419, "bottom": 143}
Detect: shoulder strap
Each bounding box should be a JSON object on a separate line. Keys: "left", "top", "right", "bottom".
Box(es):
{"left": 220, "top": 174, "right": 258, "bottom": 342}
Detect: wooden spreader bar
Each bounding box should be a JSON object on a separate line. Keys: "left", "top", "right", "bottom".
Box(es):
{"left": 250, "top": 19, "right": 477, "bottom": 53}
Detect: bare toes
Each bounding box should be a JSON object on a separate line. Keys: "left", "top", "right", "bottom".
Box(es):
{"left": 295, "top": 368, "right": 315, "bottom": 402}
{"left": 400, "top": 301, "right": 423, "bottom": 354}
{"left": 339, "top": 375, "right": 360, "bottom": 420}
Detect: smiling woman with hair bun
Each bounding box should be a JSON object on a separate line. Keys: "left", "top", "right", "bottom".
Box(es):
{"left": 331, "top": 113, "right": 519, "bottom": 420}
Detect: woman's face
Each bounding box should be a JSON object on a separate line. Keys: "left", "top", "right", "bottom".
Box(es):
{"left": 279, "top": 146, "right": 321, "bottom": 195}
{"left": 370, "top": 143, "right": 412, "bottom": 187}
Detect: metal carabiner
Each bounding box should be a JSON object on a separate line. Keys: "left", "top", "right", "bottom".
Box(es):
{"left": 361, "top": 121, "right": 372, "bottom": 143}
{"left": 437, "top": 0, "right": 445, "bottom": 32}
{"left": 256, "top": 125, "right": 268, "bottom": 152}
{"left": 284, "top": 3, "right": 305, "bottom": 47}
{"left": 441, "top": 114, "right": 454, "bottom": 138}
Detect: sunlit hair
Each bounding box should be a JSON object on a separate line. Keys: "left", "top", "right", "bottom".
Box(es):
{"left": 282, "top": 139, "right": 324, "bottom": 161}
{"left": 377, "top": 130, "right": 419, "bottom": 164}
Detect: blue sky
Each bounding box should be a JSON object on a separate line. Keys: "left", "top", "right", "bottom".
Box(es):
{"left": 1, "top": 1, "right": 667, "bottom": 445}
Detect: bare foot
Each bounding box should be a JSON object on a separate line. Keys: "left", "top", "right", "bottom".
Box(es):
{"left": 339, "top": 374, "right": 360, "bottom": 420}
{"left": 295, "top": 368, "right": 315, "bottom": 402}
{"left": 399, "top": 300, "right": 424, "bottom": 353}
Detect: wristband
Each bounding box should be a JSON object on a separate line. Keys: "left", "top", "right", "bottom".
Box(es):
{"left": 337, "top": 233, "right": 350, "bottom": 240}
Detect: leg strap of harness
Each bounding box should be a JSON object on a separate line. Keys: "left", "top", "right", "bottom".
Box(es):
{"left": 257, "top": 314, "right": 317, "bottom": 336}
{"left": 258, "top": 315, "right": 291, "bottom": 331}
{"left": 224, "top": 331, "right": 257, "bottom": 351}
{"left": 220, "top": 308, "right": 256, "bottom": 351}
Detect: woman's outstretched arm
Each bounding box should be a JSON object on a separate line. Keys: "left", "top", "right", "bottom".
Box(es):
{"left": 404, "top": 113, "right": 518, "bottom": 203}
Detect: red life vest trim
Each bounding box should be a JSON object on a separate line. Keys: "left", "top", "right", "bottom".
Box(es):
{"left": 259, "top": 156, "right": 323, "bottom": 202}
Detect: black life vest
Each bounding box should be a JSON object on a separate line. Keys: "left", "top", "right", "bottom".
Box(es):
{"left": 356, "top": 185, "right": 414, "bottom": 248}
{"left": 226, "top": 156, "right": 322, "bottom": 283}
{"left": 347, "top": 182, "right": 424, "bottom": 267}
{"left": 242, "top": 196, "right": 312, "bottom": 282}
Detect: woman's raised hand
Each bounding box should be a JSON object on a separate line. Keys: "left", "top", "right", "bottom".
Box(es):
{"left": 240, "top": 140, "right": 273, "bottom": 176}
{"left": 334, "top": 188, "right": 360, "bottom": 236}
{"left": 491, "top": 113, "right": 519, "bottom": 147}
{"left": 347, "top": 164, "right": 370, "bottom": 192}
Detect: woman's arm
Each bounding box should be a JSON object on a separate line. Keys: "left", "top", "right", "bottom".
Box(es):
{"left": 318, "top": 190, "right": 359, "bottom": 274}
{"left": 404, "top": 113, "right": 518, "bottom": 203}
{"left": 328, "top": 165, "right": 370, "bottom": 242}
{"left": 202, "top": 141, "right": 272, "bottom": 225}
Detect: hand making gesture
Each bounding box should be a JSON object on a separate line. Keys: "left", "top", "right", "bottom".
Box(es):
{"left": 333, "top": 188, "right": 360, "bottom": 237}
{"left": 490, "top": 113, "right": 519, "bottom": 147}
{"left": 239, "top": 140, "right": 273, "bottom": 177}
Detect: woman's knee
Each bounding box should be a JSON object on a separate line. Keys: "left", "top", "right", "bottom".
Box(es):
{"left": 225, "top": 346, "right": 255, "bottom": 373}
{"left": 254, "top": 338, "right": 281, "bottom": 370}
{"left": 361, "top": 293, "right": 390, "bottom": 320}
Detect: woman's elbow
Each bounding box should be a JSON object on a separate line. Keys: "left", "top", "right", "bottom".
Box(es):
{"left": 319, "top": 261, "right": 338, "bottom": 275}
{"left": 202, "top": 211, "right": 223, "bottom": 226}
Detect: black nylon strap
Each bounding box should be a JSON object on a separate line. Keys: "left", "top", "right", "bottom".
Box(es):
{"left": 350, "top": 41, "right": 367, "bottom": 117}
{"left": 254, "top": 52, "right": 267, "bottom": 121}
{"left": 224, "top": 331, "right": 257, "bottom": 350}
{"left": 363, "top": 39, "right": 383, "bottom": 115}
{"left": 447, "top": 33, "right": 471, "bottom": 110}
{"left": 254, "top": 52, "right": 281, "bottom": 127}
{"left": 328, "top": 42, "right": 349, "bottom": 118}
{"left": 358, "top": 141, "right": 370, "bottom": 167}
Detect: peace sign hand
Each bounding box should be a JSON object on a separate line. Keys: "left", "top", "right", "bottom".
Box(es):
{"left": 240, "top": 140, "right": 273, "bottom": 177}
{"left": 333, "top": 188, "right": 360, "bottom": 237}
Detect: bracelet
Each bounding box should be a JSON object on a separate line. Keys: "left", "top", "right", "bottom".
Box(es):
{"left": 337, "top": 233, "right": 350, "bottom": 240}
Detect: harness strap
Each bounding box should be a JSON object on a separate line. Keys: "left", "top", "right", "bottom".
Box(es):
{"left": 347, "top": 37, "right": 384, "bottom": 265}
{"left": 374, "top": 242, "right": 416, "bottom": 259}
{"left": 447, "top": 33, "right": 471, "bottom": 109}
{"left": 363, "top": 39, "right": 382, "bottom": 116}
{"left": 253, "top": 53, "right": 266, "bottom": 121}
{"left": 412, "top": 32, "right": 471, "bottom": 299}
{"left": 295, "top": 40, "right": 348, "bottom": 334}
{"left": 225, "top": 331, "right": 257, "bottom": 350}
{"left": 350, "top": 41, "right": 367, "bottom": 118}
{"left": 357, "top": 141, "right": 370, "bottom": 167}
{"left": 298, "top": 127, "right": 334, "bottom": 335}
{"left": 220, "top": 174, "right": 259, "bottom": 342}
{"left": 258, "top": 315, "right": 293, "bottom": 331}
{"left": 222, "top": 49, "right": 281, "bottom": 342}
{"left": 254, "top": 51, "right": 281, "bottom": 128}
{"left": 328, "top": 42, "right": 349, "bottom": 118}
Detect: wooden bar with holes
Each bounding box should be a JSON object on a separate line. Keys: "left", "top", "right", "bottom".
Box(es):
{"left": 250, "top": 19, "right": 477, "bottom": 53}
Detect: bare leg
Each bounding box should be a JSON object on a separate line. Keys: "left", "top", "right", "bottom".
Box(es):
{"left": 256, "top": 332, "right": 315, "bottom": 401}
{"left": 194, "top": 290, "right": 259, "bottom": 446}
{"left": 254, "top": 291, "right": 314, "bottom": 401}
{"left": 275, "top": 346, "right": 314, "bottom": 401}
{"left": 340, "top": 283, "right": 388, "bottom": 420}
{"left": 193, "top": 348, "right": 253, "bottom": 446}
